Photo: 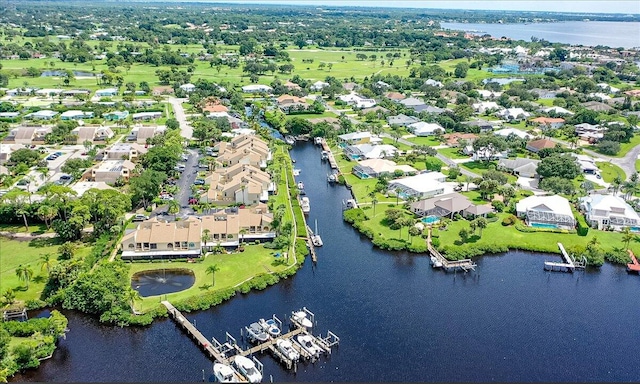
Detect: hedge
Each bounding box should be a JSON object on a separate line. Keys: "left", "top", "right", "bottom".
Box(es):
{"left": 575, "top": 211, "right": 589, "bottom": 236}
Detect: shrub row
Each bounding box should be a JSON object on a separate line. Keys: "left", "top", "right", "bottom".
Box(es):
{"left": 515, "top": 223, "right": 576, "bottom": 234}
{"left": 575, "top": 211, "right": 589, "bottom": 236}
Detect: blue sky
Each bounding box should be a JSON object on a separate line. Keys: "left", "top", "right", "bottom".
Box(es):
{"left": 207, "top": 1, "right": 640, "bottom": 14}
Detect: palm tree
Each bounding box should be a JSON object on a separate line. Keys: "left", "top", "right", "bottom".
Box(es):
{"left": 371, "top": 197, "right": 378, "bottom": 217}
{"left": 206, "top": 264, "right": 221, "bottom": 287}
{"left": 395, "top": 188, "right": 402, "bottom": 205}
{"left": 15, "top": 265, "right": 33, "bottom": 289}
{"left": 469, "top": 220, "right": 478, "bottom": 235}
{"left": 126, "top": 287, "right": 142, "bottom": 313}
{"left": 39, "top": 253, "right": 55, "bottom": 274}
{"left": 2, "top": 288, "right": 16, "bottom": 306}
{"left": 201, "top": 229, "right": 211, "bottom": 252}
{"left": 167, "top": 199, "right": 180, "bottom": 221}
{"left": 622, "top": 227, "right": 636, "bottom": 250}
{"left": 476, "top": 217, "right": 488, "bottom": 237}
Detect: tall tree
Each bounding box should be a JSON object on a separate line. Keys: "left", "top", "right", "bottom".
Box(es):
{"left": 206, "top": 264, "right": 220, "bottom": 287}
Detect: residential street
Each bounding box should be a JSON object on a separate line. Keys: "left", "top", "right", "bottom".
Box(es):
{"left": 168, "top": 97, "right": 192, "bottom": 139}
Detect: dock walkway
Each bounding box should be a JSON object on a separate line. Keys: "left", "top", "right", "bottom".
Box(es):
{"left": 320, "top": 140, "right": 338, "bottom": 169}
{"left": 627, "top": 250, "right": 640, "bottom": 273}
{"left": 544, "top": 243, "right": 586, "bottom": 272}
{"left": 305, "top": 225, "right": 318, "bottom": 262}
{"left": 427, "top": 228, "right": 476, "bottom": 272}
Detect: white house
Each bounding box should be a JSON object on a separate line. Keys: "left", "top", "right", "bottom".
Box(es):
{"left": 425, "top": 79, "right": 444, "bottom": 88}
{"left": 497, "top": 108, "right": 531, "bottom": 122}
{"left": 477, "top": 90, "right": 503, "bottom": 99}
{"left": 25, "top": 110, "right": 58, "bottom": 120}
{"left": 337, "top": 131, "right": 381, "bottom": 145}
{"left": 541, "top": 106, "right": 574, "bottom": 116}
{"left": 387, "top": 172, "right": 447, "bottom": 199}
{"left": 344, "top": 144, "right": 397, "bottom": 160}
{"left": 338, "top": 93, "right": 376, "bottom": 109}
{"left": 472, "top": 101, "right": 502, "bottom": 114}
{"left": 132, "top": 112, "right": 162, "bottom": 121}
{"left": 516, "top": 195, "right": 575, "bottom": 230}
{"left": 95, "top": 88, "right": 118, "bottom": 97}
{"left": 407, "top": 122, "right": 444, "bottom": 137}
{"left": 179, "top": 83, "right": 196, "bottom": 93}
{"left": 60, "top": 110, "right": 94, "bottom": 120}
{"left": 579, "top": 194, "right": 640, "bottom": 231}
{"left": 310, "top": 81, "right": 329, "bottom": 91}
{"left": 241, "top": 84, "right": 272, "bottom": 93}
{"left": 494, "top": 128, "right": 533, "bottom": 140}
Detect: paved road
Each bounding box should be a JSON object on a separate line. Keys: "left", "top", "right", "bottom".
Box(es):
{"left": 176, "top": 149, "right": 199, "bottom": 212}
{"left": 168, "top": 97, "right": 192, "bottom": 139}
{"left": 548, "top": 136, "right": 640, "bottom": 180}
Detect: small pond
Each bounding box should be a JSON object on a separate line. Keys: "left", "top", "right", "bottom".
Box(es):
{"left": 40, "top": 70, "right": 96, "bottom": 77}
{"left": 131, "top": 268, "right": 195, "bottom": 297}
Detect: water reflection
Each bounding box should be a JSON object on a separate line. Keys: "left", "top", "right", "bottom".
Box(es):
{"left": 131, "top": 268, "right": 195, "bottom": 297}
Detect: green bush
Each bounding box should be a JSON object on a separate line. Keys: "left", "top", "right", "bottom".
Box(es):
{"left": 575, "top": 211, "right": 589, "bottom": 236}
{"left": 491, "top": 200, "right": 505, "bottom": 212}
{"left": 502, "top": 215, "right": 517, "bottom": 226}
{"left": 343, "top": 208, "right": 367, "bottom": 223}
{"left": 431, "top": 237, "right": 441, "bottom": 248}
{"left": 604, "top": 249, "right": 630, "bottom": 265}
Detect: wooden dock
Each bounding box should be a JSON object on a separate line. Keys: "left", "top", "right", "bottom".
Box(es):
{"left": 627, "top": 250, "right": 640, "bottom": 273}
{"left": 320, "top": 141, "right": 338, "bottom": 169}
{"left": 427, "top": 228, "right": 476, "bottom": 272}
{"left": 544, "top": 243, "right": 586, "bottom": 272}
{"left": 306, "top": 225, "right": 318, "bottom": 262}
{"left": 2, "top": 308, "right": 27, "bottom": 321}
{"left": 162, "top": 301, "right": 340, "bottom": 376}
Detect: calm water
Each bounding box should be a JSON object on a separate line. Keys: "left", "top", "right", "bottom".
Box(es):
{"left": 12, "top": 142, "right": 640, "bottom": 382}
{"left": 131, "top": 269, "right": 196, "bottom": 297}
{"left": 441, "top": 21, "right": 640, "bottom": 48}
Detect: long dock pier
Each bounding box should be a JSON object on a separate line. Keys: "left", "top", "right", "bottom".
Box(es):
{"left": 162, "top": 302, "right": 339, "bottom": 378}
{"left": 320, "top": 140, "right": 338, "bottom": 169}
{"left": 544, "top": 243, "right": 586, "bottom": 272}
{"left": 426, "top": 228, "right": 476, "bottom": 272}
{"left": 305, "top": 225, "right": 318, "bottom": 262}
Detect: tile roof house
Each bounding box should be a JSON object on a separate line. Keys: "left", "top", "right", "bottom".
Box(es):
{"left": 387, "top": 114, "right": 420, "bottom": 127}
{"left": 69, "top": 126, "right": 114, "bottom": 143}
{"left": 516, "top": 195, "right": 575, "bottom": 229}
{"left": 529, "top": 117, "right": 566, "bottom": 129}
{"left": 579, "top": 194, "right": 640, "bottom": 231}
{"left": 105, "top": 143, "right": 148, "bottom": 160}
{"left": 4, "top": 126, "right": 52, "bottom": 144}
{"left": 91, "top": 160, "right": 136, "bottom": 184}
{"left": 526, "top": 138, "right": 557, "bottom": 153}
{"left": 443, "top": 132, "right": 478, "bottom": 147}
{"left": 120, "top": 207, "right": 275, "bottom": 259}
{"left": 385, "top": 92, "right": 406, "bottom": 101}
{"left": 276, "top": 94, "right": 308, "bottom": 113}
{"left": 497, "top": 158, "right": 541, "bottom": 178}
{"left": 410, "top": 192, "right": 493, "bottom": 219}
{"left": 581, "top": 101, "right": 614, "bottom": 112}
{"left": 127, "top": 125, "right": 166, "bottom": 144}
{"left": 201, "top": 163, "right": 274, "bottom": 205}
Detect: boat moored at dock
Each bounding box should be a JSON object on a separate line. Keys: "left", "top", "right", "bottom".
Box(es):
{"left": 213, "top": 363, "right": 241, "bottom": 383}
{"left": 232, "top": 356, "right": 263, "bottom": 383}
{"left": 300, "top": 196, "right": 310, "bottom": 214}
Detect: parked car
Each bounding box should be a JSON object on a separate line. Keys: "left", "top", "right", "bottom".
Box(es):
{"left": 54, "top": 151, "right": 63, "bottom": 156}
{"left": 132, "top": 214, "right": 149, "bottom": 222}
{"left": 46, "top": 154, "right": 58, "bottom": 161}
{"left": 188, "top": 197, "right": 199, "bottom": 205}
{"left": 194, "top": 179, "right": 205, "bottom": 185}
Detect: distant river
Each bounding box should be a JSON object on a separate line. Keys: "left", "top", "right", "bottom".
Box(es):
{"left": 11, "top": 142, "right": 640, "bottom": 382}
{"left": 441, "top": 21, "right": 640, "bottom": 48}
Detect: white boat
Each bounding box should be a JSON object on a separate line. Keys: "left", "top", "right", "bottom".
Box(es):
{"left": 232, "top": 356, "right": 262, "bottom": 383}
{"left": 213, "top": 363, "right": 239, "bottom": 383}
{"left": 300, "top": 197, "right": 310, "bottom": 214}
{"left": 285, "top": 136, "right": 296, "bottom": 145}
{"left": 327, "top": 173, "right": 337, "bottom": 183}
{"left": 297, "top": 181, "right": 304, "bottom": 190}
{"left": 314, "top": 137, "right": 323, "bottom": 145}
{"left": 431, "top": 255, "right": 443, "bottom": 268}
{"left": 345, "top": 199, "right": 358, "bottom": 209}
{"left": 258, "top": 318, "right": 281, "bottom": 337}
{"left": 291, "top": 311, "right": 313, "bottom": 329}
{"left": 246, "top": 322, "right": 269, "bottom": 343}
{"left": 296, "top": 334, "right": 322, "bottom": 358}
{"left": 276, "top": 338, "right": 300, "bottom": 361}
{"left": 311, "top": 219, "right": 323, "bottom": 247}
{"left": 293, "top": 169, "right": 301, "bottom": 176}
{"left": 321, "top": 150, "right": 329, "bottom": 160}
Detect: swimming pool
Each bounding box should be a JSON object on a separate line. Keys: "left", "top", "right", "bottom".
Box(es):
{"left": 422, "top": 216, "right": 440, "bottom": 225}
{"left": 531, "top": 222, "right": 559, "bottom": 229}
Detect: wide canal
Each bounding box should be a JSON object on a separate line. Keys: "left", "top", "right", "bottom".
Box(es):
{"left": 13, "top": 142, "right": 640, "bottom": 382}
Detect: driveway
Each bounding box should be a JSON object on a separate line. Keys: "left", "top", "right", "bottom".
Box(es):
{"left": 168, "top": 97, "right": 192, "bottom": 139}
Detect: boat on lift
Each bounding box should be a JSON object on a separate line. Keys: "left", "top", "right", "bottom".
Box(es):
{"left": 327, "top": 173, "right": 337, "bottom": 183}
{"left": 276, "top": 339, "right": 300, "bottom": 361}
{"left": 284, "top": 136, "right": 296, "bottom": 145}
{"left": 314, "top": 137, "right": 323, "bottom": 145}
{"left": 321, "top": 150, "right": 329, "bottom": 160}
{"left": 213, "top": 363, "right": 240, "bottom": 383}
{"left": 258, "top": 318, "right": 281, "bottom": 337}
{"left": 232, "top": 356, "right": 262, "bottom": 383}
{"left": 291, "top": 310, "right": 313, "bottom": 329}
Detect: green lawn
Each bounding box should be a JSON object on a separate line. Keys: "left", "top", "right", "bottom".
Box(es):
{"left": 616, "top": 134, "right": 640, "bottom": 158}
{"left": 0, "top": 237, "right": 91, "bottom": 303}
{"left": 406, "top": 136, "right": 440, "bottom": 146}
{"left": 381, "top": 137, "right": 412, "bottom": 151}
{"left": 598, "top": 162, "right": 625, "bottom": 182}
{"left": 436, "top": 213, "right": 640, "bottom": 257}
{"left": 127, "top": 243, "right": 293, "bottom": 312}
{"left": 438, "top": 147, "right": 471, "bottom": 160}
{"left": 636, "top": 159, "right": 640, "bottom": 172}
{"left": 285, "top": 111, "right": 337, "bottom": 120}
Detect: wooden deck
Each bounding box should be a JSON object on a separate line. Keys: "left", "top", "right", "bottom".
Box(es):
{"left": 306, "top": 225, "right": 318, "bottom": 262}
{"left": 427, "top": 228, "right": 476, "bottom": 272}
{"left": 627, "top": 250, "right": 640, "bottom": 273}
